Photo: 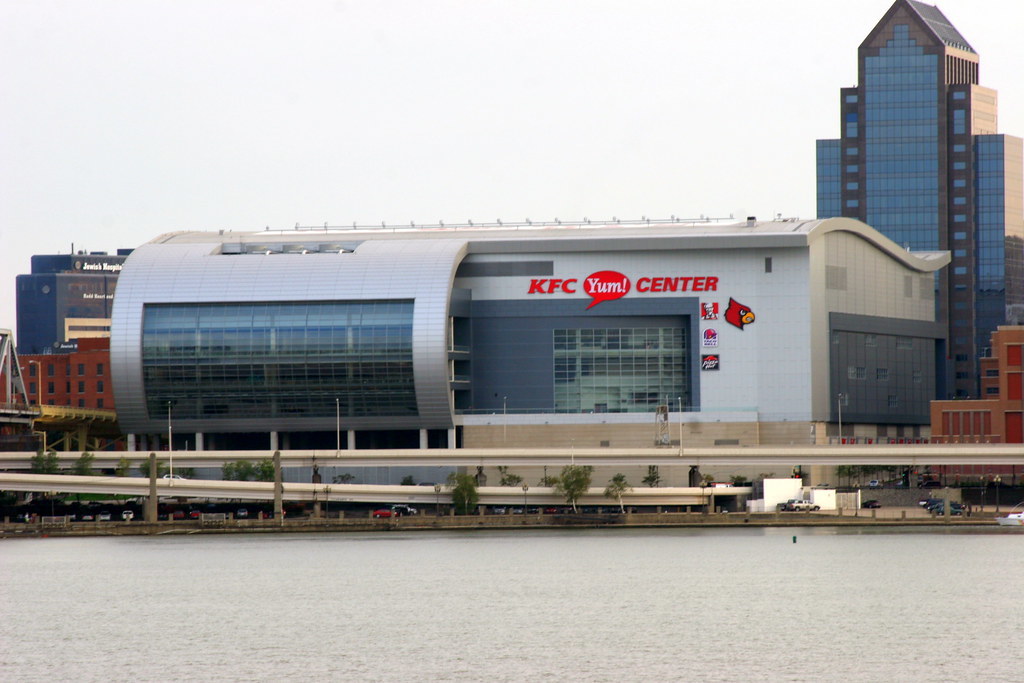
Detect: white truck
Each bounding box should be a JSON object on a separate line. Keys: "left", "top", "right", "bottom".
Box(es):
{"left": 779, "top": 499, "right": 820, "bottom": 512}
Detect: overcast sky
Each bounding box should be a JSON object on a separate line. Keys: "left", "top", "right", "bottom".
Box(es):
{"left": 2, "top": 0, "right": 1022, "bottom": 331}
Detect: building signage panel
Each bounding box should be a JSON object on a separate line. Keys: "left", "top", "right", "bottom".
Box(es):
{"left": 702, "top": 328, "right": 719, "bottom": 347}
{"left": 527, "top": 270, "right": 719, "bottom": 310}
{"left": 701, "top": 354, "right": 720, "bottom": 370}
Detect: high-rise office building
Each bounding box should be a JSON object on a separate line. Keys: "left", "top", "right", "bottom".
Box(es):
{"left": 816, "top": 0, "right": 1024, "bottom": 398}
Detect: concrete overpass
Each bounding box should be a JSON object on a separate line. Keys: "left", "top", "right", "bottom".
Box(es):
{"left": 0, "top": 472, "right": 727, "bottom": 508}
{"left": 1, "top": 443, "right": 1022, "bottom": 470}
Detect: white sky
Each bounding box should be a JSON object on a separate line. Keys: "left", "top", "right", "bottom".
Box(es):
{"left": 1, "top": 0, "right": 1022, "bottom": 331}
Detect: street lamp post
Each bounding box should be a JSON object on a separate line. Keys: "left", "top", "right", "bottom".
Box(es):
{"left": 167, "top": 401, "right": 173, "bottom": 481}
{"left": 836, "top": 393, "right": 845, "bottom": 444}
{"left": 336, "top": 398, "right": 340, "bottom": 452}
{"left": 522, "top": 482, "right": 529, "bottom": 512}
{"left": 434, "top": 483, "right": 441, "bottom": 516}
{"left": 503, "top": 395, "right": 507, "bottom": 444}
{"left": 677, "top": 395, "right": 683, "bottom": 456}
{"left": 994, "top": 475, "right": 1002, "bottom": 512}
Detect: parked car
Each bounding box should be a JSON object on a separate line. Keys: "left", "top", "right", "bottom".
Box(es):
{"left": 121, "top": 510, "right": 135, "bottom": 521}
{"left": 491, "top": 506, "right": 508, "bottom": 515}
{"left": 390, "top": 504, "right": 418, "bottom": 516}
{"left": 861, "top": 500, "right": 882, "bottom": 509}
{"left": 372, "top": 508, "right": 393, "bottom": 518}
{"left": 921, "top": 480, "right": 942, "bottom": 488}
{"left": 97, "top": 512, "right": 112, "bottom": 521}
{"left": 868, "top": 480, "right": 880, "bottom": 488}
{"left": 236, "top": 508, "right": 249, "bottom": 519}
{"left": 188, "top": 510, "right": 201, "bottom": 519}
{"left": 162, "top": 473, "right": 187, "bottom": 480}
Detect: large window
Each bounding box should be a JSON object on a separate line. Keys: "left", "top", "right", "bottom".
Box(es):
{"left": 553, "top": 327, "right": 688, "bottom": 413}
{"left": 142, "top": 301, "right": 414, "bottom": 420}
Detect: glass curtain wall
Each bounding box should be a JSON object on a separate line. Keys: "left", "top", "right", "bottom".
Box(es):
{"left": 142, "top": 301, "right": 414, "bottom": 420}
{"left": 553, "top": 327, "right": 688, "bottom": 413}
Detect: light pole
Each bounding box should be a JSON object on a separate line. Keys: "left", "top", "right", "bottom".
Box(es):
{"left": 335, "top": 397, "right": 340, "bottom": 452}
{"left": 434, "top": 483, "right": 441, "bottom": 516}
{"left": 522, "top": 482, "right": 529, "bottom": 512}
{"left": 571, "top": 438, "right": 575, "bottom": 466}
{"left": 994, "top": 475, "right": 1002, "bottom": 512}
{"left": 167, "top": 401, "right": 173, "bottom": 481}
{"left": 836, "top": 393, "right": 845, "bottom": 444}
{"left": 677, "top": 395, "right": 683, "bottom": 456}
{"left": 503, "top": 395, "right": 507, "bottom": 444}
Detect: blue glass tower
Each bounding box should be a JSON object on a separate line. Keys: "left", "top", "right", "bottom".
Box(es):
{"left": 816, "top": 0, "right": 1024, "bottom": 398}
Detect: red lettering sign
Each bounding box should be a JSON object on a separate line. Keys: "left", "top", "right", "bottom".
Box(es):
{"left": 582, "top": 271, "right": 631, "bottom": 309}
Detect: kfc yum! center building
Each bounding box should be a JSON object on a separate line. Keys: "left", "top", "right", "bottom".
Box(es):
{"left": 111, "top": 217, "right": 948, "bottom": 453}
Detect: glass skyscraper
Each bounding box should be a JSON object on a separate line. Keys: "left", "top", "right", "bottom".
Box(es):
{"left": 816, "top": 0, "right": 1024, "bottom": 398}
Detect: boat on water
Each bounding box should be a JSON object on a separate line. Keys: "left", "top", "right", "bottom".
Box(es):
{"left": 995, "top": 504, "right": 1024, "bottom": 527}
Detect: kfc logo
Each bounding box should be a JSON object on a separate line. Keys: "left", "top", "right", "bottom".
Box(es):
{"left": 701, "top": 354, "right": 720, "bottom": 371}
{"left": 701, "top": 302, "right": 719, "bottom": 320}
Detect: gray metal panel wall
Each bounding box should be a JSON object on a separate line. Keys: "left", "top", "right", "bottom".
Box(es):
{"left": 111, "top": 239, "right": 468, "bottom": 434}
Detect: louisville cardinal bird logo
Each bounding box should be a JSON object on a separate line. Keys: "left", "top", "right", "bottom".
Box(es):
{"left": 724, "top": 298, "right": 755, "bottom": 329}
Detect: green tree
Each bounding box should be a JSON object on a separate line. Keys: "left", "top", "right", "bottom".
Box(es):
{"left": 729, "top": 475, "right": 749, "bottom": 486}
{"left": 72, "top": 452, "right": 95, "bottom": 476}
{"left": 642, "top": 465, "right": 661, "bottom": 488}
{"left": 254, "top": 459, "right": 275, "bottom": 482}
{"left": 446, "top": 472, "right": 479, "bottom": 515}
{"left": 497, "top": 466, "right": 523, "bottom": 487}
{"left": 114, "top": 457, "right": 132, "bottom": 477}
{"left": 604, "top": 472, "right": 632, "bottom": 513}
{"left": 400, "top": 475, "right": 416, "bottom": 486}
{"left": 138, "top": 459, "right": 169, "bottom": 478}
{"left": 554, "top": 464, "right": 593, "bottom": 513}
{"left": 30, "top": 449, "right": 60, "bottom": 474}
{"left": 223, "top": 460, "right": 255, "bottom": 481}
{"left": 332, "top": 473, "right": 355, "bottom": 484}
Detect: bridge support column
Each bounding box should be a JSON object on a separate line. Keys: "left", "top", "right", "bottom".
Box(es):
{"left": 273, "top": 451, "right": 283, "bottom": 520}
{"left": 128, "top": 433, "right": 137, "bottom": 451}
{"left": 270, "top": 431, "right": 279, "bottom": 451}
{"left": 346, "top": 430, "right": 355, "bottom": 450}
{"left": 145, "top": 453, "right": 158, "bottom": 524}
{"left": 419, "top": 429, "right": 428, "bottom": 449}
{"left": 447, "top": 428, "right": 456, "bottom": 448}
{"left": 195, "top": 432, "right": 204, "bottom": 451}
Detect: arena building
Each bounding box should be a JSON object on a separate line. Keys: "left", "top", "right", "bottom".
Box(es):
{"left": 110, "top": 217, "right": 948, "bottom": 452}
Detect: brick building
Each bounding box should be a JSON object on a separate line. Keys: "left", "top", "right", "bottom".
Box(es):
{"left": 19, "top": 337, "right": 114, "bottom": 410}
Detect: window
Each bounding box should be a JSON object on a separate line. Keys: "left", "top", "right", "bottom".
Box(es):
{"left": 29, "top": 382, "right": 36, "bottom": 395}
{"left": 47, "top": 381, "right": 54, "bottom": 394}
{"left": 846, "top": 165, "right": 859, "bottom": 173}
{"left": 848, "top": 366, "right": 866, "bottom": 380}
{"left": 78, "top": 381, "right": 85, "bottom": 393}
{"left": 953, "top": 232, "right": 967, "bottom": 240}
{"left": 896, "top": 337, "right": 912, "bottom": 350}
{"left": 47, "top": 364, "right": 54, "bottom": 377}
{"left": 28, "top": 364, "right": 37, "bottom": 377}
{"left": 142, "top": 300, "right": 417, "bottom": 420}
{"left": 985, "top": 369, "right": 999, "bottom": 377}
{"left": 865, "top": 334, "right": 877, "bottom": 347}
{"left": 887, "top": 395, "right": 898, "bottom": 408}
{"left": 913, "top": 370, "right": 923, "bottom": 383}
{"left": 97, "top": 398, "right": 105, "bottom": 408}
{"left": 97, "top": 380, "right": 105, "bottom": 393}
{"left": 876, "top": 368, "right": 889, "bottom": 381}
{"left": 78, "top": 399, "right": 85, "bottom": 407}
{"left": 764, "top": 257, "right": 772, "bottom": 273}
{"left": 986, "top": 386, "right": 1000, "bottom": 395}
{"left": 846, "top": 199, "right": 860, "bottom": 207}
{"left": 77, "top": 363, "right": 85, "bottom": 376}
{"left": 846, "top": 182, "right": 859, "bottom": 190}
{"left": 96, "top": 363, "right": 104, "bottom": 376}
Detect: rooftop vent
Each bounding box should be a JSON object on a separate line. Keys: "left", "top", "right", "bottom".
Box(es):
{"left": 746, "top": 216, "right": 757, "bottom": 227}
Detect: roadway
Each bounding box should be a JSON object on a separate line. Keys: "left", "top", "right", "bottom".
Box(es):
{"left": 0, "top": 473, "right": 725, "bottom": 507}
{"left": 1, "top": 443, "right": 1022, "bottom": 469}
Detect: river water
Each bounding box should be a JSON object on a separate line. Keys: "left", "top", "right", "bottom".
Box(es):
{"left": 1, "top": 527, "right": 1022, "bottom": 682}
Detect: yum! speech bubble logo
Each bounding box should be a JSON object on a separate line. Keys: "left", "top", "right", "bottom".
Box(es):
{"left": 583, "top": 271, "right": 631, "bottom": 309}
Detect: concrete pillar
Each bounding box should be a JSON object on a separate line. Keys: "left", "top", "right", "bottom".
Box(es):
{"left": 127, "top": 433, "right": 137, "bottom": 451}
{"left": 273, "top": 451, "right": 283, "bottom": 520}
{"left": 195, "top": 432, "right": 204, "bottom": 451}
{"left": 346, "top": 430, "right": 356, "bottom": 450}
{"left": 447, "top": 428, "right": 456, "bottom": 448}
{"left": 312, "top": 501, "right": 321, "bottom": 518}
{"left": 145, "top": 453, "right": 158, "bottom": 523}
{"left": 419, "top": 429, "right": 428, "bottom": 449}
{"left": 270, "top": 431, "right": 279, "bottom": 451}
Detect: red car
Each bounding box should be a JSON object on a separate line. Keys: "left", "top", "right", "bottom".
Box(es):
{"left": 372, "top": 509, "right": 393, "bottom": 518}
